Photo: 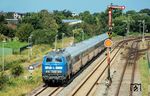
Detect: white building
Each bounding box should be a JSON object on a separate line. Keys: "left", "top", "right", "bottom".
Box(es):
{"left": 13, "top": 13, "right": 24, "bottom": 19}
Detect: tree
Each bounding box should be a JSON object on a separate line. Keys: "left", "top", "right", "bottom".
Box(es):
{"left": 0, "top": 15, "right": 6, "bottom": 24}
{"left": 113, "top": 15, "right": 127, "bottom": 36}
{"left": 79, "top": 11, "right": 95, "bottom": 24}
{"left": 53, "top": 10, "right": 73, "bottom": 19}
{"left": 62, "top": 10, "right": 72, "bottom": 18}
{"left": 6, "top": 12, "right": 14, "bottom": 19}
{"left": 16, "top": 23, "right": 34, "bottom": 42}
{"left": 22, "top": 13, "right": 42, "bottom": 29}
{"left": 0, "top": 24, "right": 15, "bottom": 38}
{"left": 32, "top": 29, "right": 56, "bottom": 45}
{"left": 126, "top": 10, "right": 137, "bottom": 15}
{"left": 139, "top": 8, "right": 150, "bottom": 16}
{"left": 39, "top": 10, "right": 59, "bottom": 31}
{"left": 112, "top": 9, "right": 123, "bottom": 18}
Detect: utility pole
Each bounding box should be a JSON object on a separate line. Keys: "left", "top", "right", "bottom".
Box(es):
{"left": 139, "top": 22, "right": 142, "bottom": 35}
{"left": 82, "top": 30, "right": 84, "bottom": 41}
{"left": 73, "top": 31, "right": 74, "bottom": 44}
{"left": 28, "top": 35, "right": 32, "bottom": 61}
{"left": 2, "top": 40, "right": 6, "bottom": 72}
{"left": 62, "top": 33, "right": 65, "bottom": 48}
{"left": 55, "top": 35, "right": 58, "bottom": 51}
{"left": 138, "top": 20, "right": 142, "bottom": 37}
{"left": 123, "top": 14, "right": 131, "bottom": 36}
{"left": 127, "top": 15, "right": 130, "bottom": 35}
{"left": 142, "top": 20, "right": 145, "bottom": 42}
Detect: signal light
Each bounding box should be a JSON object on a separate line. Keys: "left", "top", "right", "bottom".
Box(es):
{"left": 107, "top": 32, "right": 112, "bottom": 39}
{"left": 121, "top": 6, "right": 125, "bottom": 10}
{"left": 107, "top": 32, "right": 112, "bottom": 36}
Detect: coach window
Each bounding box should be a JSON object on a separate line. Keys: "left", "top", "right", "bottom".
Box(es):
{"left": 46, "top": 57, "right": 52, "bottom": 62}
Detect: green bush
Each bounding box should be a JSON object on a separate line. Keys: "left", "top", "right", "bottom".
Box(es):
{"left": 0, "top": 72, "right": 9, "bottom": 90}
{"left": 11, "top": 64, "right": 24, "bottom": 77}
{"left": 0, "top": 55, "right": 28, "bottom": 71}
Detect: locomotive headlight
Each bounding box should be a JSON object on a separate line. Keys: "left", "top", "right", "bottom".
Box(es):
{"left": 45, "top": 66, "right": 52, "bottom": 69}
{"left": 55, "top": 66, "right": 63, "bottom": 69}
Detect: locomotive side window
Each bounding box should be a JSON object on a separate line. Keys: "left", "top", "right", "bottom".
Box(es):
{"left": 55, "top": 58, "right": 62, "bottom": 62}
{"left": 46, "top": 57, "right": 52, "bottom": 62}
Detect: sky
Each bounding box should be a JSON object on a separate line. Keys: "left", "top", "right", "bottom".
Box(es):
{"left": 0, "top": 0, "right": 150, "bottom": 13}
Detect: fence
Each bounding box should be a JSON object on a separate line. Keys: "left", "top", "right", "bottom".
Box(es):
{"left": 148, "top": 51, "right": 150, "bottom": 68}
{"left": 0, "top": 44, "right": 31, "bottom": 56}
{"left": 0, "top": 48, "right": 13, "bottom": 56}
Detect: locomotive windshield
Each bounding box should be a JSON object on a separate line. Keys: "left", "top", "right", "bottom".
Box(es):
{"left": 46, "top": 57, "right": 62, "bottom": 62}
{"left": 55, "top": 58, "right": 62, "bottom": 62}
{"left": 46, "top": 57, "right": 52, "bottom": 62}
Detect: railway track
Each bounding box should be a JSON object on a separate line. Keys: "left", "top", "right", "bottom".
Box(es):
{"left": 115, "top": 41, "right": 139, "bottom": 96}
{"left": 29, "top": 38, "right": 125, "bottom": 96}
{"left": 29, "top": 37, "right": 150, "bottom": 96}
{"left": 69, "top": 38, "right": 127, "bottom": 96}
{"left": 31, "top": 86, "right": 64, "bottom": 96}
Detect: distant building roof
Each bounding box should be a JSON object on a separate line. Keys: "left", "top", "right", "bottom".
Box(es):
{"left": 6, "top": 19, "right": 18, "bottom": 24}
{"left": 6, "top": 19, "right": 18, "bottom": 21}
{"left": 62, "top": 19, "right": 82, "bottom": 25}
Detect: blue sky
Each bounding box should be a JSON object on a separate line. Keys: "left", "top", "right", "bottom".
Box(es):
{"left": 0, "top": 0, "right": 150, "bottom": 13}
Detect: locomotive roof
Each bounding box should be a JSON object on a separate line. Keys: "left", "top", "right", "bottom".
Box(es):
{"left": 63, "top": 33, "right": 108, "bottom": 57}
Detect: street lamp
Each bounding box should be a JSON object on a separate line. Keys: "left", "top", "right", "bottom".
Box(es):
{"left": 62, "top": 33, "right": 65, "bottom": 48}
{"left": 55, "top": 35, "right": 58, "bottom": 51}
{"left": 81, "top": 31, "right": 84, "bottom": 41}
{"left": 123, "top": 14, "right": 131, "bottom": 36}
{"left": 73, "top": 31, "right": 75, "bottom": 44}
{"left": 28, "top": 35, "right": 32, "bottom": 61}
{"left": 2, "top": 39, "right": 6, "bottom": 72}
{"left": 138, "top": 20, "right": 142, "bottom": 37}
{"left": 142, "top": 20, "right": 145, "bottom": 42}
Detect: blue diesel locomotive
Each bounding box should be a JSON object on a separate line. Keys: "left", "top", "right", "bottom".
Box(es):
{"left": 42, "top": 33, "right": 108, "bottom": 83}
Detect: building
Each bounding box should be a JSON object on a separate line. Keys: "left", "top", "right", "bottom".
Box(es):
{"left": 13, "top": 12, "right": 24, "bottom": 19}
{"left": 6, "top": 12, "right": 25, "bottom": 24}
{"left": 62, "top": 19, "right": 82, "bottom": 25}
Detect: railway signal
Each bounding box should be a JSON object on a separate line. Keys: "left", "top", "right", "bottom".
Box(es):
{"left": 106, "top": 3, "right": 125, "bottom": 85}
{"left": 109, "top": 5, "right": 125, "bottom": 10}
{"left": 104, "top": 39, "right": 113, "bottom": 48}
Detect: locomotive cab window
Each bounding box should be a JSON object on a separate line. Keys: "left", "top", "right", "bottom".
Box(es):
{"left": 46, "top": 57, "right": 52, "bottom": 62}
{"left": 55, "top": 58, "right": 62, "bottom": 62}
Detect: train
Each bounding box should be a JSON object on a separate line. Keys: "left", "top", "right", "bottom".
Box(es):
{"left": 42, "top": 33, "right": 109, "bottom": 84}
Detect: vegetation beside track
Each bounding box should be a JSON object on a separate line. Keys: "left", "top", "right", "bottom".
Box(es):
{"left": 0, "top": 68, "right": 42, "bottom": 96}
{"left": 0, "top": 41, "right": 27, "bottom": 49}
{"left": 0, "top": 37, "right": 73, "bottom": 96}
{"left": 139, "top": 54, "right": 150, "bottom": 96}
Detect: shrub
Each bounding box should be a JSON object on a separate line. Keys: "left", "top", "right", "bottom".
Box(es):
{"left": 11, "top": 64, "right": 24, "bottom": 77}
{"left": 0, "top": 55, "right": 28, "bottom": 71}
{"left": 0, "top": 72, "right": 9, "bottom": 90}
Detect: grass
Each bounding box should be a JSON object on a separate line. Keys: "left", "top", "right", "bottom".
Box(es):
{"left": 55, "top": 37, "right": 73, "bottom": 48}
{"left": 0, "top": 37, "right": 73, "bottom": 96}
{"left": 0, "top": 41, "right": 27, "bottom": 49}
{"left": 0, "top": 55, "right": 28, "bottom": 71}
{"left": 0, "top": 68, "right": 42, "bottom": 96}
{"left": 139, "top": 54, "right": 150, "bottom": 96}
